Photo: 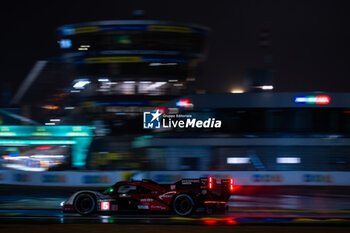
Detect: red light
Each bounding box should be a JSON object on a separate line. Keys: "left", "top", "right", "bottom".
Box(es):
{"left": 208, "top": 177, "right": 213, "bottom": 189}
{"left": 316, "top": 95, "right": 330, "bottom": 104}
{"left": 203, "top": 220, "right": 217, "bottom": 225}
{"left": 204, "top": 201, "right": 227, "bottom": 204}
{"left": 225, "top": 217, "right": 238, "bottom": 225}
{"left": 155, "top": 107, "right": 166, "bottom": 114}
{"left": 176, "top": 99, "right": 193, "bottom": 108}
{"left": 101, "top": 201, "right": 110, "bottom": 210}
{"left": 230, "top": 178, "right": 234, "bottom": 191}
{"left": 36, "top": 145, "right": 53, "bottom": 150}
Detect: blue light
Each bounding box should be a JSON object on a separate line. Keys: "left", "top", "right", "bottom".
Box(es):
{"left": 62, "top": 28, "right": 75, "bottom": 36}
{"left": 295, "top": 95, "right": 330, "bottom": 104}
{"left": 295, "top": 96, "right": 307, "bottom": 104}
{"left": 176, "top": 99, "right": 192, "bottom": 108}
{"left": 59, "top": 39, "right": 72, "bottom": 49}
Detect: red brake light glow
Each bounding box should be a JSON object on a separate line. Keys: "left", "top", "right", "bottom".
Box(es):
{"left": 230, "top": 178, "right": 234, "bottom": 191}
{"left": 208, "top": 177, "right": 213, "bottom": 189}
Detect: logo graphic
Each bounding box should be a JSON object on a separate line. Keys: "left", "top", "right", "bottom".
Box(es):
{"left": 303, "top": 174, "right": 332, "bottom": 183}
{"left": 143, "top": 110, "right": 222, "bottom": 129}
{"left": 82, "top": 175, "right": 110, "bottom": 184}
{"left": 143, "top": 110, "right": 162, "bottom": 129}
{"left": 251, "top": 174, "right": 283, "bottom": 182}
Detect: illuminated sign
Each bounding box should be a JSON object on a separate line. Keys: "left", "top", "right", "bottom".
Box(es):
{"left": 0, "top": 140, "right": 76, "bottom": 145}
{"left": 294, "top": 95, "right": 330, "bottom": 105}
{"left": 0, "top": 126, "right": 94, "bottom": 137}
{"left": 176, "top": 99, "right": 193, "bottom": 108}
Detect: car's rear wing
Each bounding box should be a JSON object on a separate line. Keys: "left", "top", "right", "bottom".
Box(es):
{"left": 174, "top": 177, "right": 235, "bottom": 196}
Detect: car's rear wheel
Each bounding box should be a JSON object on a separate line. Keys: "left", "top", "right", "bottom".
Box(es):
{"left": 173, "top": 194, "right": 194, "bottom": 216}
{"left": 74, "top": 193, "right": 96, "bottom": 216}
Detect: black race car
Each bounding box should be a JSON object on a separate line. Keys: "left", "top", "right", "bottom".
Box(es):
{"left": 62, "top": 177, "right": 234, "bottom": 216}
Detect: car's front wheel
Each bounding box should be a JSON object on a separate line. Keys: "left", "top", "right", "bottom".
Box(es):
{"left": 173, "top": 194, "right": 195, "bottom": 216}
{"left": 74, "top": 193, "right": 96, "bottom": 216}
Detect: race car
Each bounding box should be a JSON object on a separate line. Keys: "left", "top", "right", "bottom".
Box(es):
{"left": 62, "top": 177, "right": 234, "bottom": 216}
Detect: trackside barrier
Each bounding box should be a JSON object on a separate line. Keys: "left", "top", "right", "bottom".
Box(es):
{"left": 132, "top": 171, "right": 350, "bottom": 186}
{"left": 1, "top": 170, "right": 350, "bottom": 186}
{"left": 0, "top": 170, "right": 136, "bottom": 187}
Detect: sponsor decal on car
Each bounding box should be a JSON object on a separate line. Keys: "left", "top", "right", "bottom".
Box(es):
{"left": 159, "top": 194, "right": 172, "bottom": 199}
{"left": 150, "top": 205, "right": 167, "bottom": 210}
{"left": 140, "top": 198, "right": 154, "bottom": 202}
{"left": 137, "top": 205, "right": 149, "bottom": 210}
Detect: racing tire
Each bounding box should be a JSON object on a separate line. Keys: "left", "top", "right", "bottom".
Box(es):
{"left": 173, "top": 194, "right": 195, "bottom": 216}
{"left": 74, "top": 193, "right": 96, "bottom": 216}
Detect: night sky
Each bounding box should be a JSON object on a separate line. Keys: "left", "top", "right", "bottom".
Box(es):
{"left": 0, "top": 0, "right": 349, "bottom": 101}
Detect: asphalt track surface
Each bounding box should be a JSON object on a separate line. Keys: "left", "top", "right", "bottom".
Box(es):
{"left": 1, "top": 224, "right": 350, "bottom": 233}
{"left": 1, "top": 214, "right": 350, "bottom": 233}
{"left": 1, "top": 209, "right": 350, "bottom": 224}
{"left": 1, "top": 186, "right": 350, "bottom": 232}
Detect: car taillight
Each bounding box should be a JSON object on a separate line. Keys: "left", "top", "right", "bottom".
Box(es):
{"left": 208, "top": 176, "right": 213, "bottom": 189}
{"left": 229, "top": 178, "right": 234, "bottom": 191}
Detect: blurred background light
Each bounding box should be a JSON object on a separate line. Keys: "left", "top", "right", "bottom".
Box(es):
{"left": 231, "top": 88, "right": 245, "bottom": 93}
{"left": 73, "top": 80, "right": 90, "bottom": 89}
{"left": 261, "top": 85, "right": 274, "bottom": 90}
{"left": 227, "top": 157, "right": 250, "bottom": 164}
{"left": 176, "top": 99, "right": 193, "bottom": 108}
{"left": 295, "top": 95, "right": 331, "bottom": 104}
{"left": 58, "top": 39, "right": 72, "bottom": 48}
{"left": 277, "top": 157, "right": 301, "bottom": 164}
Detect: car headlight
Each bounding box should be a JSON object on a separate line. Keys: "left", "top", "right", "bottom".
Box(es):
{"left": 60, "top": 201, "right": 65, "bottom": 207}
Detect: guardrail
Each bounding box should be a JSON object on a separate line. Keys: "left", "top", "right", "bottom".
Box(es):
{"left": 0, "top": 170, "right": 349, "bottom": 186}
{"left": 0, "top": 170, "right": 135, "bottom": 187}
{"left": 132, "top": 171, "right": 350, "bottom": 186}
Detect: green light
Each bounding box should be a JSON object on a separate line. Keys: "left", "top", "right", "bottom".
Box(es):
{"left": 0, "top": 140, "right": 76, "bottom": 145}
{"left": 0, "top": 125, "right": 94, "bottom": 137}
{"left": 109, "top": 218, "right": 115, "bottom": 223}
{"left": 109, "top": 187, "right": 114, "bottom": 193}
{"left": 0, "top": 125, "right": 94, "bottom": 169}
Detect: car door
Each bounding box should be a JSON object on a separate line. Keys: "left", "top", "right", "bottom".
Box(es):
{"left": 112, "top": 184, "right": 139, "bottom": 210}
{"left": 132, "top": 185, "right": 170, "bottom": 211}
